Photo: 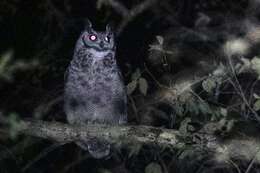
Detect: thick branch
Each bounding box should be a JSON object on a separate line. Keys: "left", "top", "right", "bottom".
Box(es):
{"left": 2, "top": 119, "right": 260, "bottom": 164}
{"left": 14, "top": 120, "right": 184, "bottom": 148}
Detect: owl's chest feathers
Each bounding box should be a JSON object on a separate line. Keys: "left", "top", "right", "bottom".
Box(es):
{"left": 68, "top": 51, "right": 121, "bottom": 94}
{"left": 73, "top": 66, "right": 119, "bottom": 90}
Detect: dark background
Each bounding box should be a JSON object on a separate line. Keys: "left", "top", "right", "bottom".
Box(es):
{"left": 1, "top": 0, "right": 260, "bottom": 173}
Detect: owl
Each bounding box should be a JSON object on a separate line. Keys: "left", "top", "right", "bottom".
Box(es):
{"left": 64, "top": 20, "right": 127, "bottom": 159}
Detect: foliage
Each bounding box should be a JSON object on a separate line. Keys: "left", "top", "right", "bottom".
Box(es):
{"left": 0, "top": 50, "right": 38, "bottom": 82}
{"left": 145, "top": 162, "right": 162, "bottom": 173}
{"left": 127, "top": 68, "right": 149, "bottom": 95}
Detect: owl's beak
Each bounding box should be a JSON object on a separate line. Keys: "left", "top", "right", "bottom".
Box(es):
{"left": 100, "top": 41, "right": 104, "bottom": 48}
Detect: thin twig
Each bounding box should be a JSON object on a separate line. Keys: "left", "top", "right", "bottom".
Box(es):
{"left": 99, "top": 0, "right": 129, "bottom": 17}
{"left": 227, "top": 159, "right": 241, "bottom": 173}
{"left": 63, "top": 154, "right": 91, "bottom": 173}
{"left": 22, "top": 143, "right": 66, "bottom": 172}
{"left": 98, "top": 0, "right": 158, "bottom": 34}
{"left": 144, "top": 63, "right": 172, "bottom": 90}
{"left": 245, "top": 148, "right": 260, "bottom": 173}
{"left": 227, "top": 56, "right": 260, "bottom": 121}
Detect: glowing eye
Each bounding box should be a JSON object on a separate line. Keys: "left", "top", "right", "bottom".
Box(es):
{"left": 89, "top": 35, "right": 97, "bottom": 41}
{"left": 105, "top": 36, "right": 110, "bottom": 42}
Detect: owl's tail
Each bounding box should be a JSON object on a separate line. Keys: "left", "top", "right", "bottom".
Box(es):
{"left": 77, "top": 139, "right": 110, "bottom": 159}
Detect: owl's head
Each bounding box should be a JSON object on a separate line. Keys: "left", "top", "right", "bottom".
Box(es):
{"left": 80, "top": 20, "right": 115, "bottom": 51}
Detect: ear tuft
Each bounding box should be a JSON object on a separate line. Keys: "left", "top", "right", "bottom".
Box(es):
{"left": 106, "top": 23, "right": 114, "bottom": 34}
{"left": 85, "top": 19, "right": 92, "bottom": 31}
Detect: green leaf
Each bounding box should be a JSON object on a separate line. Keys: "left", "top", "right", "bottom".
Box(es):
{"left": 127, "top": 80, "right": 137, "bottom": 95}
{"left": 253, "top": 99, "right": 260, "bottom": 111}
{"left": 139, "top": 78, "right": 148, "bottom": 95}
{"left": 8, "top": 113, "right": 21, "bottom": 140}
{"left": 145, "top": 162, "right": 162, "bottom": 173}
{"left": 0, "top": 50, "right": 13, "bottom": 72}
{"left": 0, "top": 50, "right": 13, "bottom": 80}
{"left": 131, "top": 68, "right": 141, "bottom": 81}
{"left": 251, "top": 56, "right": 260, "bottom": 78}
{"left": 202, "top": 78, "right": 216, "bottom": 93}
{"left": 220, "top": 108, "right": 228, "bottom": 117}
{"left": 198, "top": 102, "right": 212, "bottom": 115}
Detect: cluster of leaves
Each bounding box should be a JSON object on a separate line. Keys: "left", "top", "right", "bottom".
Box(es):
{"left": 127, "top": 68, "right": 149, "bottom": 96}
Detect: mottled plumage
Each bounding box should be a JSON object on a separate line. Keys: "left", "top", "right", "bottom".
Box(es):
{"left": 64, "top": 21, "right": 127, "bottom": 158}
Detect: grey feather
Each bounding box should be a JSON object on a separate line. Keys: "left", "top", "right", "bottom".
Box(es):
{"left": 64, "top": 22, "right": 127, "bottom": 159}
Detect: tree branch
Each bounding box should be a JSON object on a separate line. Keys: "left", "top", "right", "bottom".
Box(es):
{"left": 2, "top": 118, "right": 260, "bottom": 164}
{"left": 98, "top": 0, "right": 129, "bottom": 17}
{"left": 97, "top": 0, "right": 158, "bottom": 34}
{"left": 13, "top": 119, "right": 184, "bottom": 148}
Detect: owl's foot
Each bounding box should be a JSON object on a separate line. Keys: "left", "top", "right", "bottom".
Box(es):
{"left": 76, "top": 139, "right": 110, "bottom": 159}
{"left": 87, "top": 140, "right": 110, "bottom": 159}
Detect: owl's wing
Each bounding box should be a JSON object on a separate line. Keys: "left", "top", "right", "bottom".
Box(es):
{"left": 121, "top": 91, "right": 128, "bottom": 124}
{"left": 118, "top": 71, "right": 128, "bottom": 124}
{"left": 117, "top": 69, "right": 124, "bottom": 82}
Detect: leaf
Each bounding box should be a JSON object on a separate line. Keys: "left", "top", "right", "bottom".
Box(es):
{"left": 241, "top": 58, "right": 250, "bottom": 67}
{"left": 156, "top": 35, "right": 164, "bottom": 45}
{"left": 220, "top": 108, "right": 228, "bottom": 117}
{"left": 96, "top": 0, "right": 104, "bottom": 9}
{"left": 8, "top": 113, "right": 21, "bottom": 140}
{"left": 179, "top": 117, "right": 191, "bottom": 135}
{"left": 212, "top": 63, "right": 225, "bottom": 76}
{"left": 202, "top": 78, "right": 216, "bottom": 93}
{"left": 0, "top": 50, "right": 13, "bottom": 72}
{"left": 251, "top": 56, "right": 260, "bottom": 78}
{"left": 253, "top": 93, "right": 260, "bottom": 99}
{"left": 139, "top": 77, "right": 148, "bottom": 95}
{"left": 179, "top": 92, "right": 192, "bottom": 103}
{"left": 0, "top": 50, "right": 13, "bottom": 80}
{"left": 145, "top": 162, "right": 162, "bottom": 173}
{"left": 148, "top": 36, "right": 164, "bottom": 52}
{"left": 149, "top": 44, "right": 163, "bottom": 51}
{"left": 198, "top": 102, "right": 212, "bottom": 115}
{"left": 127, "top": 80, "right": 137, "bottom": 95}
{"left": 131, "top": 68, "right": 141, "bottom": 81}
{"left": 253, "top": 99, "right": 260, "bottom": 111}
{"left": 186, "top": 100, "right": 199, "bottom": 115}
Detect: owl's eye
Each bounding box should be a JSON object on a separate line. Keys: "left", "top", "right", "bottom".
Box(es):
{"left": 89, "top": 34, "right": 97, "bottom": 41}
{"left": 105, "top": 36, "right": 110, "bottom": 42}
